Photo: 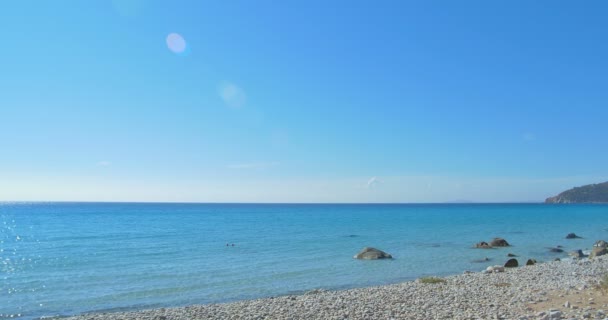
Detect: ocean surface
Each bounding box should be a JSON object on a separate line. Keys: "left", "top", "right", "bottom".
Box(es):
{"left": 2, "top": 202, "right": 608, "bottom": 319}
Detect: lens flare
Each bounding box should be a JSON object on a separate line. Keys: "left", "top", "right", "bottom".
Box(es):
{"left": 166, "top": 33, "right": 187, "bottom": 54}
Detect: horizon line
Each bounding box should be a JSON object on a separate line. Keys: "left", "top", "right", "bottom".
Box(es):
{"left": 0, "top": 200, "right": 553, "bottom": 205}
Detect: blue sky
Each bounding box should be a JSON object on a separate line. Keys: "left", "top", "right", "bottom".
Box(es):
{"left": 1, "top": 1, "right": 607, "bottom": 202}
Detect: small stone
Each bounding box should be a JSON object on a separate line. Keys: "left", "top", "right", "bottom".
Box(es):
{"left": 565, "top": 301, "right": 571, "bottom": 308}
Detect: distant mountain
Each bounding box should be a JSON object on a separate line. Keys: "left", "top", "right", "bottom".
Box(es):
{"left": 545, "top": 181, "right": 608, "bottom": 203}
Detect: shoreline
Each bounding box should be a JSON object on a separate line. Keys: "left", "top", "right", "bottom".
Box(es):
{"left": 60, "top": 256, "right": 608, "bottom": 320}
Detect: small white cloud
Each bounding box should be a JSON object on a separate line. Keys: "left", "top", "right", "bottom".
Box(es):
{"left": 219, "top": 82, "right": 246, "bottom": 108}
{"left": 227, "top": 162, "right": 279, "bottom": 170}
{"left": 97, "top": 161, "right": 112, "bottom": 167}
{"left": 367, "top": 176, "right": 380, "bottom": 189}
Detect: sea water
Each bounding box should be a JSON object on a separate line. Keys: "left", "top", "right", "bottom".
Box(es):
{"left": 2, "top": 202, "right": 607, "bottom": 319}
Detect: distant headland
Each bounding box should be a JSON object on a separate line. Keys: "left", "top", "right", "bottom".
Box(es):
{"left": 545, "top": 181, "right": 608, "bottom": 203}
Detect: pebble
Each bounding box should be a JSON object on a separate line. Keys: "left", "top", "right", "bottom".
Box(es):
{"left": 60, "top": 256, "right": 608, "bottom": 320}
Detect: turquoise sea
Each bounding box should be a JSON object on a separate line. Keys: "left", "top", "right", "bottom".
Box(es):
{"left": 2, "top": 202, "right": 608, "bottom": 319}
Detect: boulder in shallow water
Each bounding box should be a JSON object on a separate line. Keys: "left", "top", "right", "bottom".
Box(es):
{"left": 594, "top": 240, "right": 608, "bottom": 248}
{"left": 472, "top": 257, "right": 490, "bottom": 263}
{"left": 507, "top": 253, "right": 517, "bottom": 257}
{"left": 490, "top": 238, "right": 510, "bottom": 247}
{"left": 353, "top": 247, "right": 392, "bottom": 260}
{"left": 526, "top": 259, "right": 537, "bottom": 266}
{"left": 565, "top": 233, "right": 582, "bottom": 239}
{"left": 548, "top": 247, "right": 564, "bottom": 253}
{"left": 590, "top": 247, "right": 608, "bottom": 259}
{"left": 475, "top": 241, "right": 492, "bottom": 249}
{"left": 504, "top": 258, "right": 518, "bottom": 268}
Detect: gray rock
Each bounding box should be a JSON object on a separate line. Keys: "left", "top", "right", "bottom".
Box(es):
{"left": 353, "top": 247, "right": 392, "bottom": 260}
{"left": 594, "top": 240, "right": 608, "bottom": 248}
{"left": 549, "top": 310, "right": 562, "bottom": 319}
{"left": 490, "top": 238, "right": 510, "bottom": 247}
{"left": 590, "top": 246, "right": 608, "bottom": 259}
{"left": 486, "top": 265, "right": 505, "bottom": 273}
{"left": 526, "top": 259, "right": 537, "bottom": 266}
{"left": 475, "top": 241, "right": 492, "bottom": 249}
{"left": 504, "top": 258, "right": 518, "bottom": 268}
{"left": 566, "top": 233, "right": 582, "bottom": 239}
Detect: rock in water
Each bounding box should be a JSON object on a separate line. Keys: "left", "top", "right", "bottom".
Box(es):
{"left": 526, "top": 259, "right": 537, "bottom": 266}
{"left": 548, "top": 247, "right": 564, "bottom": 253}
{"left": 504, "top": 258, "right": 518, "bottom": 268}
{"left": 590, "top": 247, "right": 608, "bottom": 258}
{"left": 569, "top": 249, "right": 585, "bottom": 259}
{"left": 565, "top": 233, "right": 582, "bottom": 239}
{"left": 507, "top": 253, "right": 517, "bottom": 257}
{"left": 594, "top": 240, "right": 608, "bottom": 248}
{"left": 475, "top": 241, "right": 492, "bottom": 249}
{"left": 490, "top": 238, "right": 510, "bottom": 247}
{"left": 353, "top": 247, "right": 392, "bottom": 260}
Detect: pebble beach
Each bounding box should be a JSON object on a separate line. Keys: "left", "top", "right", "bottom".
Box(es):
{"left": 62, "top": 254, "right": 608, "bottom": 320}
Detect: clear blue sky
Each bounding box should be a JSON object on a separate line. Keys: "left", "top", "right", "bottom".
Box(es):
{"left": 1, "top": 1, "right": 607, "bottom": 202}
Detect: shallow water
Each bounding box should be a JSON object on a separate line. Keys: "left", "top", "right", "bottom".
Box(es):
{"left": 1, "top": 202, "right": 607, "bottom": 319}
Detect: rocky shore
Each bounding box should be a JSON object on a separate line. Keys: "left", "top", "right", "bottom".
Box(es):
{"left": 63, "top": 255, "right": 608, "bottom": 320}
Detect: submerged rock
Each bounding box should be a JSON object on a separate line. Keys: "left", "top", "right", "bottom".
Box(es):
{"left": 472, "top": 257, "right": 491, "bottom": 263}
{"left": 507, "top": 253, "right": 517, "bottom": 257}
{"left": 353, "top": 247, "right": 392, "bottom": 260}
{"left": 504, "top": 258, "right": 518, "bottom": 268}
{"left": 566, "top": 233, "right": 582, "bottom": 239}
{"left": 490, "top": 238, "right": 510, "bottom": 247}
{"left": 548, "top": 247, "right": 564, "bottom": 253}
